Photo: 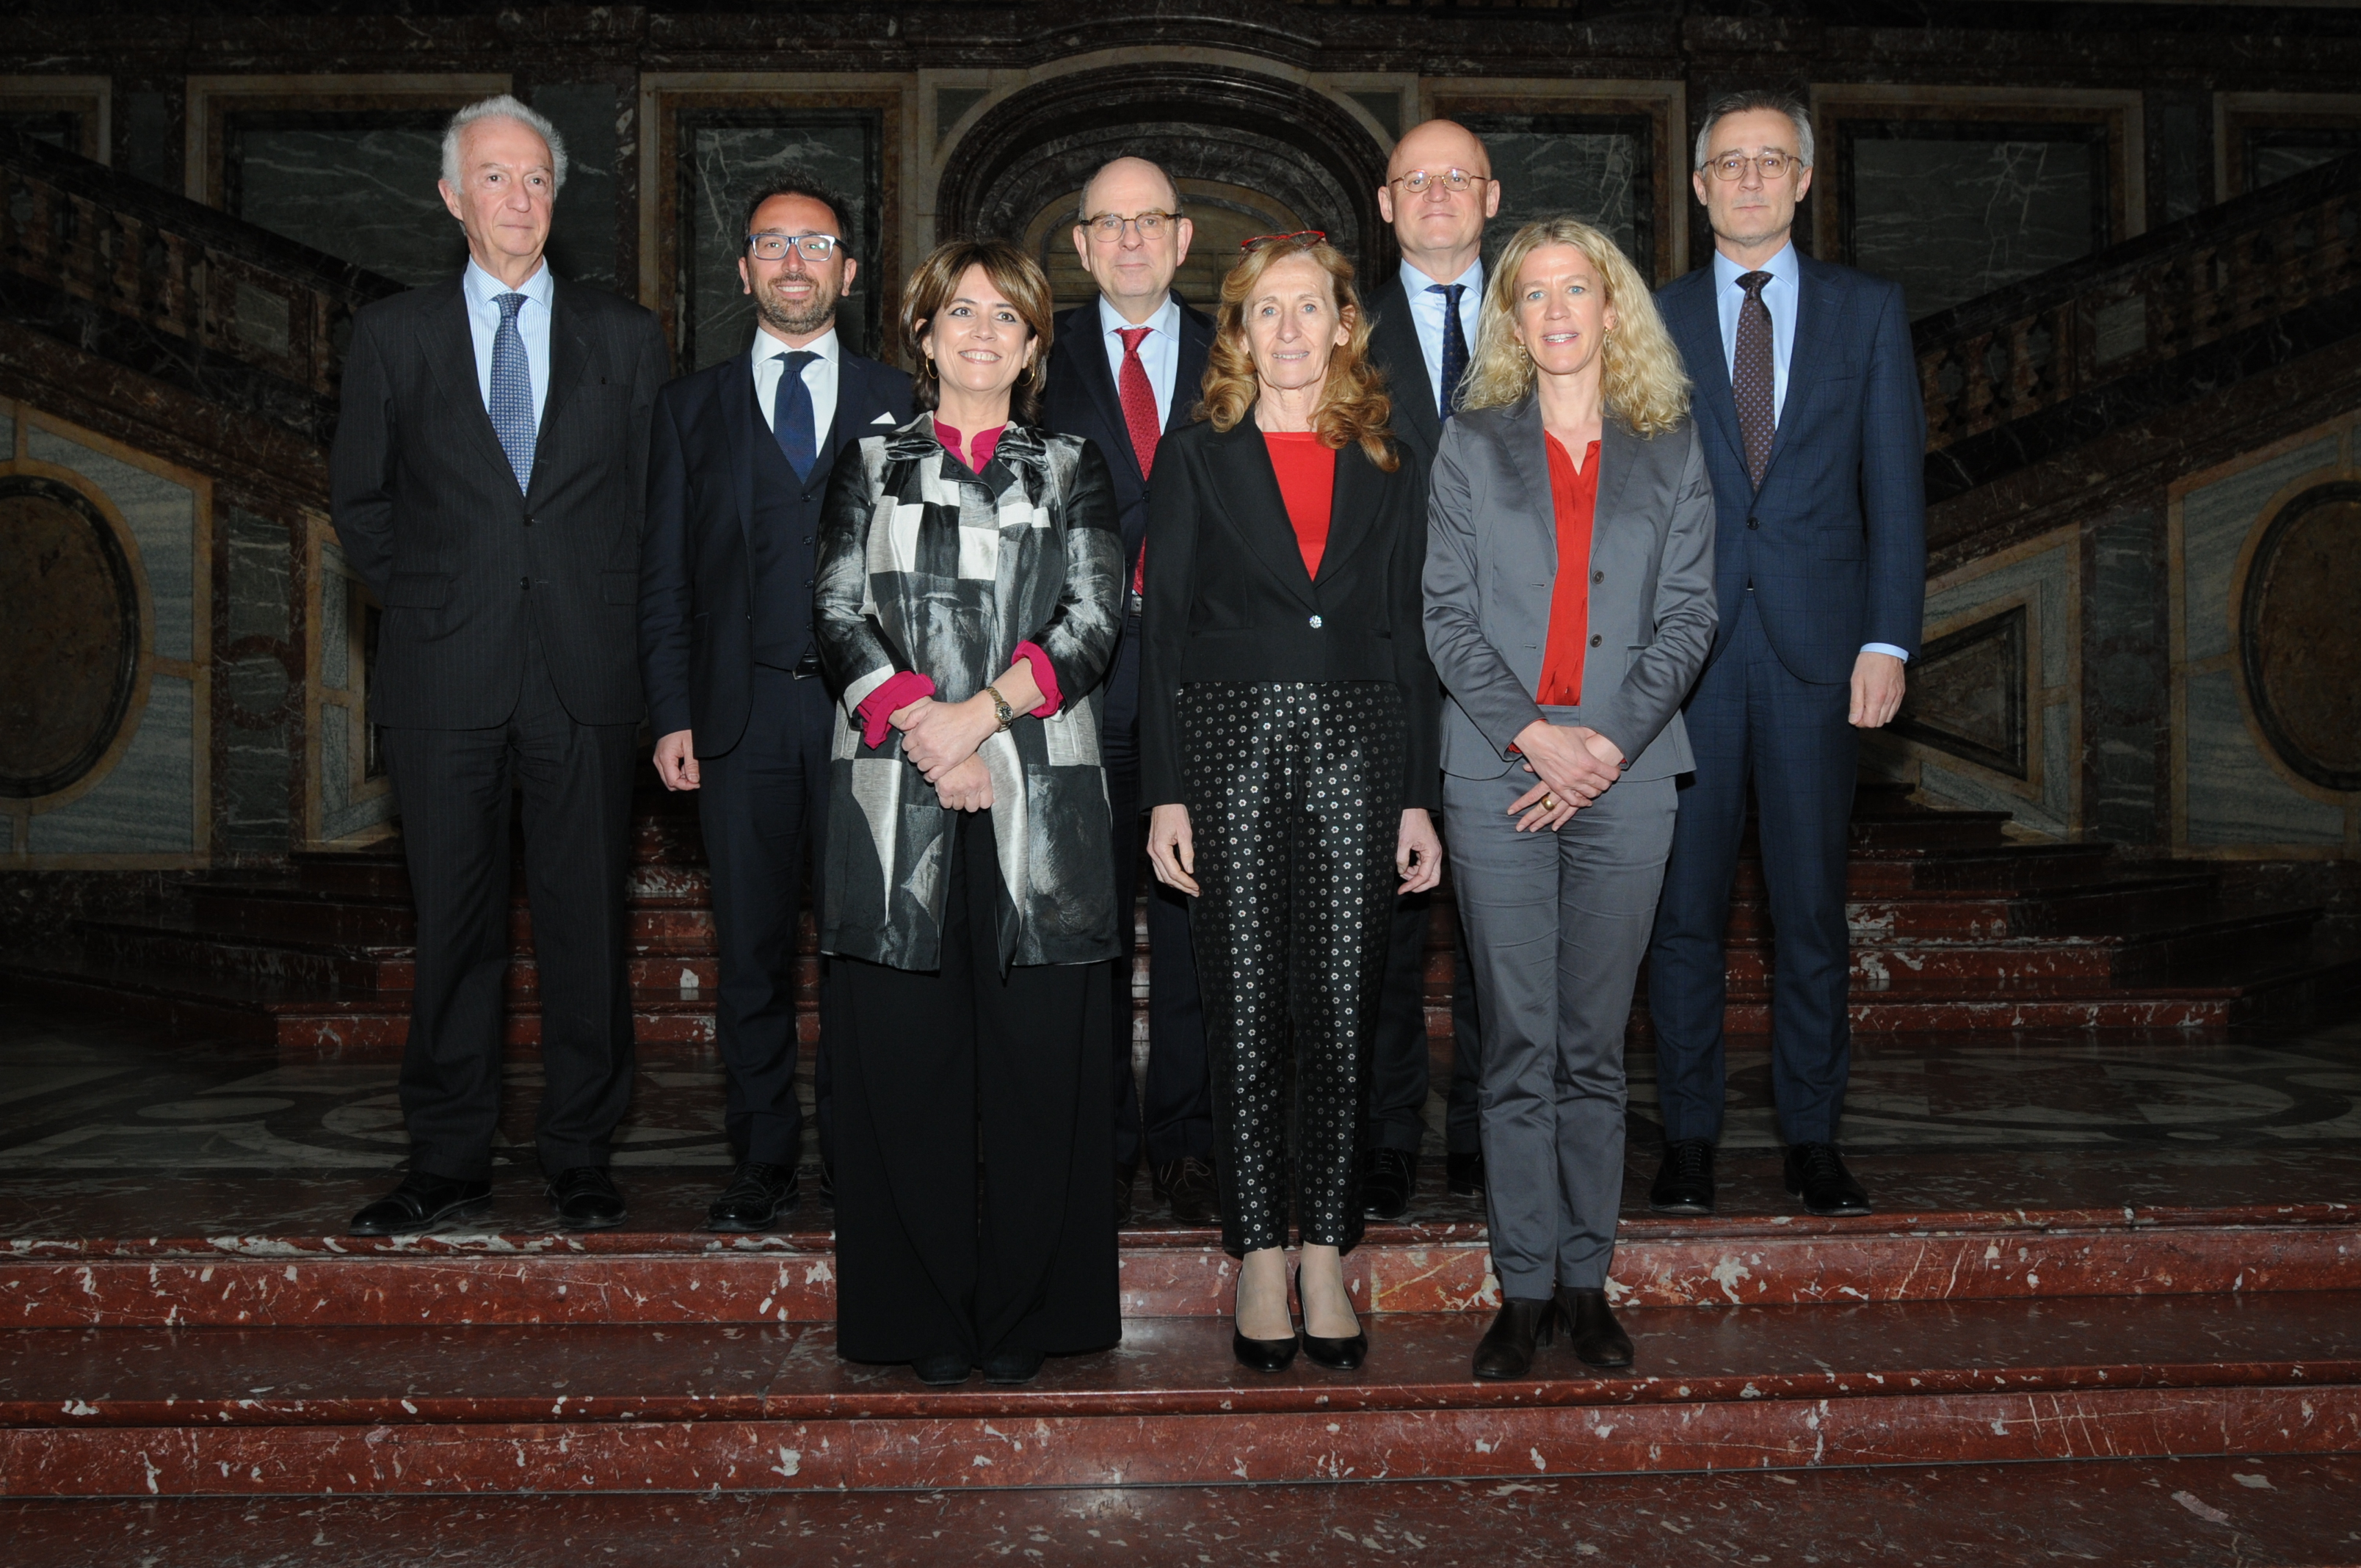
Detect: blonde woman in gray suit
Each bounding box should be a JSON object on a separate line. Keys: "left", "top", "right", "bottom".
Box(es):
{"left": 1422, "top": 217, "right": 1717, "bottom": 1381}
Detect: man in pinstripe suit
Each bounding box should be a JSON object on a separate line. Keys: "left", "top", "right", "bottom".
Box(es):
{"left": 331, "top": 96, "right": 670, "bottom": 1236}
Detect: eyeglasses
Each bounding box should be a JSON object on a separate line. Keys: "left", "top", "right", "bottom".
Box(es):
{"left": 1388, "top": 168, "right": 1487, "bottom": 196}
{"left": 1702, "top": 151, "right": 1798, "bottom": 183}
{"left": 1082, "top": 210, "right": 1180, "bottom": 242}
{"left": 746, "top": 232, "right": 841, "bottom": 261}
{"left": 1240, "top": 230, "right": 1327, "bottom": 253}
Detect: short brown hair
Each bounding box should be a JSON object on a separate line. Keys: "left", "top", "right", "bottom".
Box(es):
{"left": 899, "top": 238, "right": 1054, "bottom": 424}
{"left": 1198, "top": 236, "right": 1399, "bottom": 473}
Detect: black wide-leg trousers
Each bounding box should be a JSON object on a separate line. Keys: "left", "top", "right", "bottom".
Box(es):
{"left": 832, "top": 812, "right": 1120, "bottom": 1365}
{"left": 1182, "top": 681, "right": 1402, "bottom": 1260}
{"left": 380, "top": 634, "right": 639, "bottom": 1181}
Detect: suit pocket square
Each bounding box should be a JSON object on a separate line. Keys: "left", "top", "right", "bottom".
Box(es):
{"left": 871, "top": 412, "right": 896, "bottom": 424}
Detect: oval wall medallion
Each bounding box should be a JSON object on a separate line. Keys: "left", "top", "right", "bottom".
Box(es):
{"left": 2238, "top": 479, "right": 2361, "bottom": 793}
{"left": 0, "top": 475, "right": 143, "bottom": 799}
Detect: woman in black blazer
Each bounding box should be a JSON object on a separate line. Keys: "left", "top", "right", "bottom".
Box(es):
{"left": 1139, "top": 234, "right": 1443, "bottom": 1373}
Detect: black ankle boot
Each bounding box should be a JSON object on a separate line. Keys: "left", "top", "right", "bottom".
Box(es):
{"left": 1555, "top": 1285, "right": 1634, "bottom": 1368}
{"left": 1470, "top": 1296, "right": 1554, "bottom": 1380}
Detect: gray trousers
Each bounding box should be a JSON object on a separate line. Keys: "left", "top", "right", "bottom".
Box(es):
{"left": 1445, "top": 761, "right": 1676, "bottom": 1297}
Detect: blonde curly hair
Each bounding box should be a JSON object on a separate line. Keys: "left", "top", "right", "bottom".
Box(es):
{"left": 1197, "top": 235, "right": 1399, "bottom": 473}
{"left": 1457, "top": 217, "right": 1691, "bottom": 436}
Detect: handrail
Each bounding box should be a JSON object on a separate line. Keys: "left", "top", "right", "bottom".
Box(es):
{"left": 0, "top": 130, "right": 403, "bottom": 451}
{"left": 1914, "top": 150, "right": 2361, "bottom": 498}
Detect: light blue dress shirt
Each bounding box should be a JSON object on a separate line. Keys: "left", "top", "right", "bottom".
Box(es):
{"left": 1098, "top": 292, "right": 1181, "bottom": 427}
{"left": 462, "top": 258, "right": 554, "bottom": 427}
{"left": 1401, "top": 258, "right": 1483, "bottom": 412}
{"left": 1713, "top": 244, "right": 1907, "bottom": 664}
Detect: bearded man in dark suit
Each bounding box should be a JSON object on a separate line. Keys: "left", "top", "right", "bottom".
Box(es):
{"left": 333, "top": 95, "right": 670, "bottom": 1235}
{"left": 637, "top": 180, "right": 912, "bottom": 1231}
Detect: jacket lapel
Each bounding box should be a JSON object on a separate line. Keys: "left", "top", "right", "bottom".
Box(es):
{"left": 1208, "top": 420, "right": 1318, "bottom": 609}
{"left": 1495, "top": 395, "right": 1557, "bottom": 573}
{"left": 1371, "top": 277, "right": 1441, "bottom": 457}
{"left": 529, "top": 280, "right": 592, "bottom": 495}
{"left": 1592, "top": 417, "right": 1639, "bottom": 568}
{"left": 1761, "top": 257, "right": 1829, "bottom": 483}
{"left": 1169, "top": 300, "right": 1214, "bottom": 437}
{"left": 1312, "top": 441, "right": 1371, "bottom": 587}
{"left": 417, "top": 279, "right": 517, "bottom": 486}
{"left": 728, "top": 352, "right": 757, "bottom": 546}
{"left": 1069, "top": 303, "right": 1145, "bottom": 487}
{"left": 1666, "top": 272, "right": 1743, "bottom": 473}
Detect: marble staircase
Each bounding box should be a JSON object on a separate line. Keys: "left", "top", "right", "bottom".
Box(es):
{"left": 6, "top": 780, "right": 2354, "bottom": 1054}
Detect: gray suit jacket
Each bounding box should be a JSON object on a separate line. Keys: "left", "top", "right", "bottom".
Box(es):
{"left": 1422, "top": 394, "right": 1717, "bottom": 783}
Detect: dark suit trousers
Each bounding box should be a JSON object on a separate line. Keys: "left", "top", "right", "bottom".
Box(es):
{"left": 1366, "top": 890, "right": 1483, "bottom": 1157}
{"left": 833, "top": 812, "right": 1120, "bottom": 1363}
{"left": 382, "top": 634, "right": 639, "bottom": 1180}
{"left": 1100, "top": 616, "right": 1213, "bottom": 1170}
{"left": 1648, "top": 592, "right": 1859, "bottom": 1147}
{"left": 695, "top": 664, "right": 838, "bottom": 1168}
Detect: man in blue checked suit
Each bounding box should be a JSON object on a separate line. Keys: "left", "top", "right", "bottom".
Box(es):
{"left": 638, "top": 179, "right": 911, "bottom": 1233}
{"left": 1646, "top": 90, "right": 1926, "bottom": 1218}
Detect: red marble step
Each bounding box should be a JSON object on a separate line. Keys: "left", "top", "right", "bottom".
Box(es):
{"left": 5, "top": 1202, "right": 2351, "bottom": 1331}
{"left": 3, "top": 1296, "right": 2356, "bottom": 1493}
{"left": 7, "top": 1453, "right": 2354, "bottom": 1566}
{"left": 1716, "top": 911, "right": 2324, "bottom": 993}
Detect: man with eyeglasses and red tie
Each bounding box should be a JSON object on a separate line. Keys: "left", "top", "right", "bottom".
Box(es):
{"left": 1360, "top": 118, "right": 1501, "bottom": 1220}
{"left": 639, "top": 180, "right": 911, "bottom": 1233}
{"left": 1041, "top": 156, "right": 1221, "bottom": 1229}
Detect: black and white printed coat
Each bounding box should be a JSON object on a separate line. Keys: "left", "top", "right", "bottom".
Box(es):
{"left": 813, "top": 413, "right": 1125, "bottom": 973}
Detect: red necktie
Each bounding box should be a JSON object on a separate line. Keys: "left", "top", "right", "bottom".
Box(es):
{"left": 1117, "top": 325, "right": 1160, "bottom": 595}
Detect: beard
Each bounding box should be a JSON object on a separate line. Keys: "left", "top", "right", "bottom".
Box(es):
{"left": 754, "top": 268, "right": 840, "bottom": 337}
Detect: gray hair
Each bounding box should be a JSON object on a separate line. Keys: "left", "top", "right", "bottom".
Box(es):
{"left": 1693, "top": 90, "right": 1813, "bottom": 170}
{"left": 441, "top": 94, "right": 568, "bottom": 193}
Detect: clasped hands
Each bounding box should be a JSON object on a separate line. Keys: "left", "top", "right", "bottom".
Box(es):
{"left": 891, "top": 693, "right": 1000, "bottom": 813}
{"left": 1509, "top": 719, "right": 1625, "bottom": 832}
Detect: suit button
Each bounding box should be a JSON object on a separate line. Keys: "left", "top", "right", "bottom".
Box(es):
{"left": 1592, "top": 570, "right": 1604, "bottom": 583}
{"left": 1588, "top": 634, "right": 1602, "bottom": 647}
{"left": 1308, "top": 614, "right": 1323, "bottom": 629}
{"left": 802, "top": 536, "right": 813, "bottom": 545}
{"left": 1747, "top": 517, "right": 1760, "bottom": 530}
{"left": 522, "top": 514, "right": 534, "bottom": 527}
{"left": 519, "top": 576, "right": 529, "bottom": 590}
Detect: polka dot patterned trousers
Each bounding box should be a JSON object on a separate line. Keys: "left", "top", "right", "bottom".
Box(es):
{"left": 1180, "top": 680, "right": 1404, "bottom": 1259}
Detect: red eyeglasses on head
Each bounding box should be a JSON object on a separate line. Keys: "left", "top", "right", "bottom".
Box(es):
{"left": 1240, "top": 230, "right": 1327, "bottom": 253}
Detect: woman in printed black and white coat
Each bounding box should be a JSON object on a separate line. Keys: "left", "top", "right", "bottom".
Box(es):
{"left": 813, "top": 238, "right": 1125, "bottom": 1387}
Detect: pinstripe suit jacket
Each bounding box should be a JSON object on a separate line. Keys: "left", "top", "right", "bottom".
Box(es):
{"left": 330, "top": 270, "right": 670, "bottom": 728}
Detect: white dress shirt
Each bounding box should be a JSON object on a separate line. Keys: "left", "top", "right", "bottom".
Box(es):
{"left": 1712, "top": 242, "right": 1906, "bottom": 664}
{"left": 751, "top": 323, "right": 840, "bottom": 443}
{"left": 462, "top": 258, "right": 554, "bottom": 426}
{"left": 1400, "top": 257, "right": 1484, "bottom": 413}
{"left": 1098, "top": 292, "right": 1181, "bottom": 428}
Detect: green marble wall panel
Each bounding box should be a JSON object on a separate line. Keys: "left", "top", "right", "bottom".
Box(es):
{"left": 1462, "top": 117, "right": 1647, "bottom": 275}
{"left": 1844, "top": 130, "right": 2103, "bottom": 319}
{"left": 1911, "top": 534, "right": 2075, "bottom": 837}
{"left": 2185, "top": 668, "right": 2346, "bottom": 846}
{"left": 25, "top": 675, "right": 192, "bottom": 854}
{"left": 2180, "top": 435, "right": 2338, "bottom": 664}
{"left": 227, "top": 116, "right": 464, "bottom": 288}
{"left": 27, "top": 427, "right": 196, "bottom": 664}
{"left": 534, "top": 83, "right": 620, "bottom": 292}
{"left": 682, "top": 115, "right": 880, "bottom": 369}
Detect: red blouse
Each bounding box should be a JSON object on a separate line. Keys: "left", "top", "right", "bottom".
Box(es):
{"left": 1535, "top": 434, "right": 1601, "bottom": 708}
{"left": 1263, "top": 432, "right": 1336, "bottom": 578}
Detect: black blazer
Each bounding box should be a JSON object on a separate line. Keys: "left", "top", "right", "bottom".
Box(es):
{"left": 1041, "top": 291, "right": 1216, "bottom": 587}
{"left": 1364, "top": 274, "right": 1444, "bottom": 472}
{"left": 1138, "top": 418, "right": 1442, "bottom": 811}
{"left": 637, "top": 345, "right": 912, "bottom": 753}
{"left": 330, "top": 272, "right": 670, "bottom": 730}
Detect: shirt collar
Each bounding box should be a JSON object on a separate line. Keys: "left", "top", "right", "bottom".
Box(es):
{"left": 463, "top": 257, "right": 554, "bottom": 311}
{"left": 752, "top": 324, "right": 840, "bottom": 369}
{"left": 1401, "top": 256, "right": 1483, "bottom": 304}
{"left": 1098, "top": 291, "right": 1180, "bottom": 343}
{"left": 1712, "top": 242, "right": 1799, "bottom": 293}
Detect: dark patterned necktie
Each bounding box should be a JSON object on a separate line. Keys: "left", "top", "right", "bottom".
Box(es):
{"left": 1429, "top": 282, "right": 1468, "bottom": 420}
{"left": 489, "top": 291, "right": 535, "bottom": 494}
{"left": 772, "top": 349, "right": 819, "bottom": 480}
{"left": 1733, "top": 270, "right": 1776, "bottom": 490}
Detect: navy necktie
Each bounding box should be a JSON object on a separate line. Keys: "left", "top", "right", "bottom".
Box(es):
{"left": 1429, "top": 282, "right": 1468, "bottom": 421}
{"left": 772, "top": 349, "right": 819, "bottom": 480}
{"left": 1734, "top": 271, "right": 1777, "bottom": 490}
{"left": 489, "top": 291, "right": 535, "bottom": 494}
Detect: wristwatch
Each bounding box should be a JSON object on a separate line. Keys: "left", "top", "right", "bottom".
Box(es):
{"left": 983, "top": 684, "right": 1014, "bottom": 733}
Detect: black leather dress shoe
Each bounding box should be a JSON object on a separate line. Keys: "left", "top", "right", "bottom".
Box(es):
{"left": 1445, "top": 1150, "right": 1487, "bottom": 1198}
{"left": 1784, "top": 1142, "right": 1871, "bottom": 1216}
{"left": 1470, "top": 1296, "right": 1555, "bottom": 1380}
{"left": 1650, "top": 1139, "right": 1716, "bottom": 1214}
{"left": 912, "top": 1351, "right": 971, "bottom": 1386}
{"left": 1556, "top": 1285, "right": 1634, "bottom": 1368}
{"left": 979, "top": 1344, "right": 1045, "bottom": 1384}
{"left": 705, "top": 1161, "right": 798, "bottom": 1233}
{"left": 545, "top": 1166, "right": 627, "bottom": 1231}
{"left": 349, "top": 1172, "right": 490, "bottom": 1236}
{"left": 1113, "top": 1161, "right": 1136, "bottom": 1227}
{"left": 1360, "top": 1147, "right": 1415, "bottom": 1220}
{"left": 1152, "top": 1155, "right": 1221, "bottom": 1225}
